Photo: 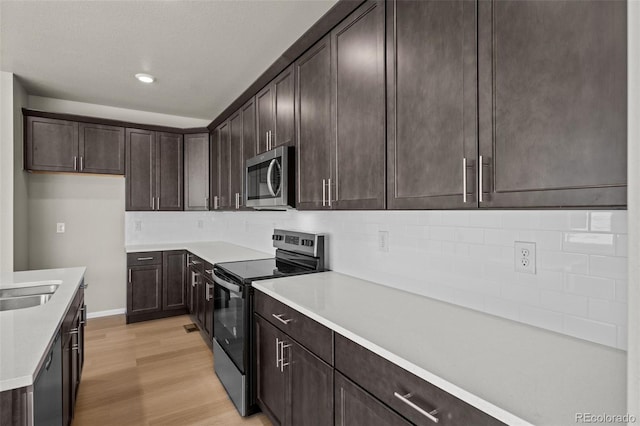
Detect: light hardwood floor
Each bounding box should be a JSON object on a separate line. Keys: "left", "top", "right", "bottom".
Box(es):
{"left": 72, "top": 314, "right": 271, "bottom": 426}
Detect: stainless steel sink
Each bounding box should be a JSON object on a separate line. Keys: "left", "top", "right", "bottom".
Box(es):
{"left": 0, "top": 294, "right": 53, "bottom": 311}
{"left": 0, "top": 284, "right": 59, "bottom": 298}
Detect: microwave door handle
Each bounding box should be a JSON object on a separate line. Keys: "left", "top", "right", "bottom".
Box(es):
{"left": 266, "top": 159, "right": 277, "bottom": 197}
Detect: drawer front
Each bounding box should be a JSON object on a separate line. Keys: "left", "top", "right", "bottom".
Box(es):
{"left": 335, "top": 334, "right": 505, "bottom": 426}
{"left": 186, "top": 252, "right": 205, "bottom": 273}
{"left": 127, "top": 251, "right": 162, "bottom": 266}
{"left": 62, "top": 285, "right": 84, "bottom": 345}
{"left": 202, "top": 261, "right": 215, "bottom": 281}
{"left": 255, "top": 290, "right": 333, "bottom": 365}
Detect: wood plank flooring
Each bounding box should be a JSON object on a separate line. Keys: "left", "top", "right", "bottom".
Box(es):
{"left": 72, "top": 315, "right": 271, "bottom": 426}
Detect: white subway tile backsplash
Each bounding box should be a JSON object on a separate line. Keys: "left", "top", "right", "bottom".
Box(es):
{"left": 563, "top": 315, "right": 617, "bottom": 347}
{"left": 590, "top": 255, "right": 627, "bottom": 280}
{"left": 125, "top": 209, "right": 627, "bottom": 350}
{"left": 562, "top": 232, "right": 616, "bottom": 255}
{"left": 565, "top": 274, "right": 616, "bottom": 300}
{"left": 588, "top": 299, "right": 627, "bottom": 326}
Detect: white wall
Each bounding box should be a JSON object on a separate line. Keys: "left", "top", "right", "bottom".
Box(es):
{"left": 0, "top": 72, "right": 14, "bottom": 281}
{"left": 627, "top": 0, "right": 640, "bottom": 418}
{"left": 126, "top": 209, "right": 628, "bottom": 350}
{"left": 25, "top": 96, "right": 209, "bottom": 313}
{"left": 13, "top": 77, "right": 28, "bottom": 271}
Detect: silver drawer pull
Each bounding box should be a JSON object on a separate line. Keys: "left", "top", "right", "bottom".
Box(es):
{"left": 393, "top": 392, "right": 439, "bottom": 423}
{"left": 137, "top": 257, "right": 154, "bottom": 261}
{"left": 68, "top": 328, "right": 79, "bottom": 335}
{"left": 272, "top": 313, "right": 292, "bottom": 325}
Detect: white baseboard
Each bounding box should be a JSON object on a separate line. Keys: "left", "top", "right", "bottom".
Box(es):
{"left": 87, "top": 308, "right": 126, "bottom": 319}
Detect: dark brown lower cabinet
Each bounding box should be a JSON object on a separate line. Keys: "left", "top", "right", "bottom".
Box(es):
{"left": 203, "top": 275, "right": 214, "bottom": 342}
{"left": 62, "top": 285, "right": 85, "bottom": 426}
{"left": 127, "top": 251, "right": 187, "bottom": 323}
{"left": 255, "top": 315, "right": 333, "bottom": 426}
{"left": 335, "top": 372, "right": 411, "bottom": 426}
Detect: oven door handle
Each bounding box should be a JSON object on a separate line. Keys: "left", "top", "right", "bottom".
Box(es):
{"left": 212, "top": 274, "right": 242, "bottom": 294}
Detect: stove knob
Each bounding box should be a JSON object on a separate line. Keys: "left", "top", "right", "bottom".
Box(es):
{"left": 272, "top": 234, "right": 284, "bottom": 241}
{"left": 301, "top": 239, "right": 314, "bottom": 247}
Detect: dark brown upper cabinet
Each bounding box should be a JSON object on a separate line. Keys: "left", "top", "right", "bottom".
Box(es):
{"left": 78, "top": 123, "right": 125, "bottom": 174}
{"left": 25, "top": 116, "right": 124, "bottom": 174}
{"left": 477, "top": 0, "right": 627, "bottom": 208}
{"left": 209, "top": 128, "right": 220, "bottom": 210}
{"left": 229, "top": 110, "right": 244, "bottom": 210}
{"left": 125, "top": 129, "right": 183, "bottom": 211}
{"left": 212, "top": 122, "right": 231, "bottom": 209}
{"left": 296, "top": 1, "right": 385, "bottom": 211}
{"left": 257, "top": 65, "right": 295, "bottom": 154}
{"left": 387, "top": 0, "right": 477, "bottom": 209}
{"left": 295, "top": 35, "right": 333, "bottom": 210}
{"left": 184, "top": 133, "right": 210, "bottom": 211}
{"left": 241, "top": 97, "right": 257, "bottom": 204}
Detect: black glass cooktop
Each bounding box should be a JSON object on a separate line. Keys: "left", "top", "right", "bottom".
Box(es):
{"left": 215, "top": 258, "right": 314, "bottom": 284}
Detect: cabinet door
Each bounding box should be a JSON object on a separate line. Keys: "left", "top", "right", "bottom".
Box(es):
{"left": 331, "top": 0, "right": 386, "bottom": 209}
{"left": 184, "top": 133, "right": 210, "bottom": 210}
{"left": 285, "top": 340, "right": 333, "bottom": 426}
{"left": 26, "top": 116, "right": 78, "bottom": 172}
{"left": 196, "top": 274, "right": 206, "bottom": 328}
{"left": 204, "top": 279, "right": 214, "bottom": 340}
{"left": 209, "top": 129, "right": 219, "bottom": 210}
{"left": 478, "top": 0, "right": 626, "bottom": 208}
{"left": 62, "top": 336, "right": 72, "bottom": 426}
{"left": 387, "top": 0, "right": 477, "bottom": 209}
{"left": 127, "top": 264, "right": 162, "bottom": 315}
{"left": 241, "top": 97, "right": 257, "bottom": 206}
{"left": 256, "top": 85, "right": 274, "bottom": 154}
{"left": 229, "top": 111, "right": 244, "bottom": 209}
{"left": 335, "top": 372, "right": 412, "bottom": 426}
{"left": 216, "top": 122, "right": 232, "bottom": 209}
{"left": 273, "top": 65, "right": 295, "bottom": 148}
{"left": 256, "top": 316, "right": 286, "bottom": 425}
{"left": 295, "top": 35, "right": 333, "bottom": 210}
{"left": 156, "top": 132, "right": 184, "bottom": 211}
{"left": 78, "top": 123, "right": 125, "bottom": 175}
{"left": 163, "top": 251, "right": 186, "bottom": 311}
{"left": 125, "top": 128, "right": 155, "bottom": 211}
{"left": 187, "top": 266, "right": 195, "bottom": 313}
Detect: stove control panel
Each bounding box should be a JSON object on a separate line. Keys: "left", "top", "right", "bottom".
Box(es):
{"left": 272, "top": 229, "right": 326, "bottom": 261}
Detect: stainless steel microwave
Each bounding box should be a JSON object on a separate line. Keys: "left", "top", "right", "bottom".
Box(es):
{"left": 245, "top": 146, "right": 295, "bottom": 209}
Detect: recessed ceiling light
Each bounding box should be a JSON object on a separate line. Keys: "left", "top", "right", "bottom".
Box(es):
{"left": 135, "top": 73, "right": 155, "bottom": 84}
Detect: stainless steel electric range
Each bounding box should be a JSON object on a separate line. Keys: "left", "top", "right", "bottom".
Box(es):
{"left": 212, "top": 229, "right": 327, "bottom": 416}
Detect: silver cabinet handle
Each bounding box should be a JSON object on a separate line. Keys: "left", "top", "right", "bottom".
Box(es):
{"left": 205, "top": 269, "right": 213, "bottom": 275}
{"left": 128, "top": 269, "right": 132, "bottom": 283}
{"left": 68, "top": 328, "right": 79, "bottom": 336}
{"left": 214, "top": 195, "right": 219, "bottom": 210}
{"left": 73, "top": 156, "right": 77, "bottom": 171}
{"left": 478, "top": 155, "right": 484, "bottom": 203}
{"left": 191, "top": 260, "right": 201, "bottom": 265}
{"left": 151, "top": 197, "right": 155, "bottom": 211}
{"left": 272, "top": 313, "right": 292, "bottom": 325}
{"left": 327, "top": 178, "right": 332, "bottom": 207}
{"left": 72, "top": 344, "right": 79, "bottom": 352}
{"left": 275, "top": 337, "right": 280, "bottom": 368}
{"left": 80, "top": 304, "right": 86, "bottom": 325}
{"left": 235, "top": 193, "right": 239, "bottom": 209}
{"left": 393, "top": 392, "right": 439, "bottom": 423}
{"left": 137, "top": 257, "right": 154, "bottom": 261}
{"left": 205, "top": 283, "right": 213, "bottom": 301}
{"left": 156, "top": 197, "right": 160, "bottom": 210}
{"left": 191, "top": 272, "right": 198, "bottom": 287}
{"left": 462, "top": 157, "right": 467, "bottom": 203}
{"left": 322, "top": 179, "right": 326, "bottom": 207}
{"left": 80, "top": 156, "right": 84, "bottom": 171}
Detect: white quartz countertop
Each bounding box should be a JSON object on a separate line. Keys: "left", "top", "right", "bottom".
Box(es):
{"left": 253, "top": 272, "right": 626, "bottom": 426}
{"left": 0, "top": 267, "right": 86, "bottom": 391}
{"left": 125, "top": 241, "right": 272, "bottom": 265}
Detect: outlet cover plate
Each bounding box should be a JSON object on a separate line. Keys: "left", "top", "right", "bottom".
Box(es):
{"left": 56, "top": 223, "right": 65, "bottom": 233}
{"left": 378, "top": 231, "right": 389, "bottom": 252}
{"left": 515, "top": 241, "right": 536, "bottom": 274}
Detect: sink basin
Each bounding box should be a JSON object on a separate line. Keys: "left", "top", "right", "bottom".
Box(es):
{"left": 0, "top": 294, "right": 53, "bottom": 311}
{"left": 0, "top": 284, "right": 59, "bottom": 298}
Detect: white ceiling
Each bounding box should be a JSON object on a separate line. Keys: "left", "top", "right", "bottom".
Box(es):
{"left": 0, "top": 0, "right": 338, "bottom": 121}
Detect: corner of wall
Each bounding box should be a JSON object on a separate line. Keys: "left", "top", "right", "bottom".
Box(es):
{"left": 13, "top": 76, "right": 29, "bottom": 271}
{"left": 0, "top": 72, "right": 15, "bottom": 280}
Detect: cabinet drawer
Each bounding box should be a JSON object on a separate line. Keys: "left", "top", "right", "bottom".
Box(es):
{"left": 335, "top": 334, "right": 505, "bottom": 426}
{"left": 203, "top": 261, "right": 215, "bottom": 281}
{"left": 255, "top": 290, "right": 332, "bottom": 365}
{"left": 127, "top": 251, "right": 162, "bottom": 266}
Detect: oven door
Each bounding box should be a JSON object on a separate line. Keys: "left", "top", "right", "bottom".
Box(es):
{"left": 245, "top": 146, "right": 291, "bottom": 209}
{"left": 213, "top": 273, "right": 246, "bottom": 372}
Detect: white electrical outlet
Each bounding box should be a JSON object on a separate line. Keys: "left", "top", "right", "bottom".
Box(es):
{"left": 135, "top": 220, "right": 142, "bottom": 232}
{"left": 515, "top": 241, "right": 536, "bottom": 274}
{"left": 378, "top": 231, "right": 389, "bottom": 252}
{"left": 197, "top": 220, "right": 204, "bottom": 229}
{"left": 56, "top": 223, "right": 65, "bottom": 233}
